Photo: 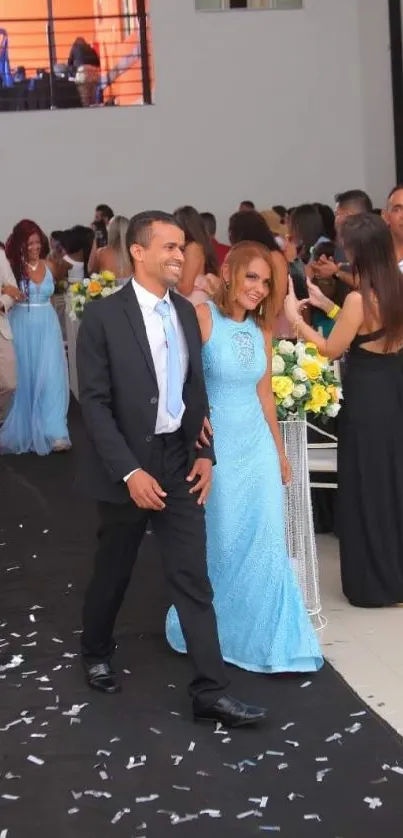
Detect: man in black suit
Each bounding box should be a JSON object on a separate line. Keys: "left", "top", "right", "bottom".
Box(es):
{"left": 76, "top": 211, "right": 266, "bottom": 728}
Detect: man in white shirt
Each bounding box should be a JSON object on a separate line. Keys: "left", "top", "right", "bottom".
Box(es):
{"left": 76, "top": 210, "right": 267, "bottom": 728}
{"left": 382, "top": 185, "right": 403, "bottom": 271}
{"left": 0, "top": 248, "right": 22, "bottom": 422}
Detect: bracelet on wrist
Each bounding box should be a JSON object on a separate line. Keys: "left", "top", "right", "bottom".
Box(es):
{"left": 328, "top": 304, "right": 340, "bottom": 320}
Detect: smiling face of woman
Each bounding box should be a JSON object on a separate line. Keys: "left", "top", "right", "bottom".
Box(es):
{"left": 232, "top": 257, "right": 272, "bottom": 314}
{"left": 25, "top": 233, "right": 41, "bottom": 264}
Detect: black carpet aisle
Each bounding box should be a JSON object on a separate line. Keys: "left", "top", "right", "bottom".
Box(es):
{"left": 1, "top": 406, "right": 403, "bottom": 838}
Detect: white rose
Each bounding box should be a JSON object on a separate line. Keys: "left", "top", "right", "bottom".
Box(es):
{"left": 278, "top": 340, "right": 295, "bottom": 356}
{"left": 101, "top": 287, "right": 114, "bottom": 297}
{"left": 282, "top": 396, "right": 295, "bottom": 409}
{"left": 326, "top": 403, "right": 341, "bottom": 418}
{"left": 292, "top": 366, "right": 308, "bottom": 382}
{"left": 292, "top": 383, "right": 307, "bottom": 399}
{"left": 295, "top": 341, "right": 307, "bottom": 360}
{"left": 83, "top": 278, "right": 90, "bottom": 287}
{"left": 272, "top": 354, "right": 285, "bottom": 375}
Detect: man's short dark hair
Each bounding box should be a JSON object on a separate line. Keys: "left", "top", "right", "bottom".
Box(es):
{"left": 335, "top": 190, "right": 373, "bottom": 214}
{"left": 96, "top": 204, "right": 114, "bottom": 221}
{"left": 126, "top": 210, "right": 182, "bottom": 254}
{"left": 200, "top": 211, "right": 217, "bottom": 237}
{"left": 240, "top": 200, "right": 255, "bottom": 210}
{"left": 387, "top": 184, "right": 403, "bottom": 204}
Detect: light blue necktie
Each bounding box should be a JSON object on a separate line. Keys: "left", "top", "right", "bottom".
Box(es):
{"left": 155, "top": 300, "right": 182, "bottom": 418}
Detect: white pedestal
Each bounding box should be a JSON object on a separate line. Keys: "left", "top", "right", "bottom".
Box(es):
{"left": 280, "top": 419, "right": 322, "bottom": 625}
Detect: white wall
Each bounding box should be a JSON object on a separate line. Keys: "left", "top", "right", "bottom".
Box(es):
{"left": 0, "top": 0, "right": 395, "bottom": 242}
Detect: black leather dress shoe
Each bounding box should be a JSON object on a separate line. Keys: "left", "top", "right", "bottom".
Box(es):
{"left": 193, "top": 694, "right": 267, "bottom": 728}
{"left": 83, "top": 661, "right": 121, "bottom": 694}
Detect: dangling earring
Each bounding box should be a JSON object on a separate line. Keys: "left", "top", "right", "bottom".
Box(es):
{"left": 258, "top": 303, "right": 264, "bottom": 317}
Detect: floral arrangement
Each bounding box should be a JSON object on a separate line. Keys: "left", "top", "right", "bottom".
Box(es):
{"left": 272, "top": 340, "right": 342, "bottom": 421}
{"left": 69, "top": 271, "right": 120, "bottom": 320}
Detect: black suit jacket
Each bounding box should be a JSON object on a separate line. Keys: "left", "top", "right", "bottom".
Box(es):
{"left": 76, "top": 281, "right": 214, "bottom": 503}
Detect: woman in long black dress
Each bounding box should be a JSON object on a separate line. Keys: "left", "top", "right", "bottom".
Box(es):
{"left": 284, "top": 212, "right": 403, "bottom": 607}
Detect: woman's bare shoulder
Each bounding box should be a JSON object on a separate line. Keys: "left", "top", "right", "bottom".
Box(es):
{"left": 195, "top": 302, "right": 213, "bottom": 342}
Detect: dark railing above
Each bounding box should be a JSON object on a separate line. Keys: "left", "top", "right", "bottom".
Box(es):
{"left": 0, "top": 7, "right": 152, "bottom": 113}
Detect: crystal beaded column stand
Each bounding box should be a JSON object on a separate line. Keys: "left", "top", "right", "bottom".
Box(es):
{"left": 280, "top": 419, "right": 323, "bottom": 628}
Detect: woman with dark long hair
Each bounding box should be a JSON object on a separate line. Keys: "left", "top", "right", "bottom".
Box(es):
{"left": 173, "top": 205, "right": 219, "bottom": 304}
{"left": 59, "top": 225, "right": 95, "bottom": 283}
{"left": 0, "top": 219, "right": 71, "bottom": 455}
{"left": 284, "top": 213, "right": 403, "bottom": 607}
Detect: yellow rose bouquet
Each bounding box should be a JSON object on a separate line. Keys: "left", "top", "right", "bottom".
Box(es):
{"left": 271, "top": 340, "right": 342, "bottom": 422}
{"left": 69, "top": 271, "right": 121, "bottom": 321}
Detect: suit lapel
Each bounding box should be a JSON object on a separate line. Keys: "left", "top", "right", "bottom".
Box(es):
{"left": 120, "top": 282, "right": 157, "bottom": 384}
{"left": 170, "top": 292, "right": 198, "bottom": 377}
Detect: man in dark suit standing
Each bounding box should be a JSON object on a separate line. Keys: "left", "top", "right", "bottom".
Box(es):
{"left": 76, "top": 211, "right": 266, "bottom": 728}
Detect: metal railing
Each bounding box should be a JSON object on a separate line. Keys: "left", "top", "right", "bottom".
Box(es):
{"left": 0, "top": 5, "right": 153, "bottom": 112}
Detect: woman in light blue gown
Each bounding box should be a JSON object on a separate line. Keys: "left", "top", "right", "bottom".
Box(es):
{"left": 0, "top": 220, "right": 71, "bottom": 455}
{"left": 166, "top": 242, "right": 323, "bottom": 673}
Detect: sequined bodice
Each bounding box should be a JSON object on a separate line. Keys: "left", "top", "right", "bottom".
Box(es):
{"left": 202, "top": 303, "right": 267, "bottom": 418}
{"left": 26, "top": 268, "right": 54, "bottom": 303}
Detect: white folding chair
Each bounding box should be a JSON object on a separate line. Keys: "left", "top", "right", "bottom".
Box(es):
{"left": 307, "top": 422, "right": 338, "bottom": 489}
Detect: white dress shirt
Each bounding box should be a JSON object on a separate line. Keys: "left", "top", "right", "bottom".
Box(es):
{"left": 124, "top": 278, "right": 189, "bottom": 483}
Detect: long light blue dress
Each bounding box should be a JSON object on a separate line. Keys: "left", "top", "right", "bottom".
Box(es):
{"left": 0, "top": 268, "right": 71, "bottom": 455}
{"left": 166, "top": 303, "right": 323, "bottom": 673}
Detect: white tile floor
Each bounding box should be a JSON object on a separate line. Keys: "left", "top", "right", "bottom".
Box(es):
{"left": 317, "top": 535, "right": 403, "bottom": 736}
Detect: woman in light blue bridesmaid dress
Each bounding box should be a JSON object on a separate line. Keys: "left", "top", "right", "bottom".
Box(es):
{"left": 166, "top": 242, "right": 323, "bottom": 674}
{"left": 0, "top": 220, "right": 71, "bottom": 456}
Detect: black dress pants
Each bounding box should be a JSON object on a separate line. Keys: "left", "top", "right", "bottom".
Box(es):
{"left": 81, "top": 431, "right": 229, "bottom": 704}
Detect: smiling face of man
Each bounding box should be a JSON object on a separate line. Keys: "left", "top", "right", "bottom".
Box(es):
{"left": 130, "top": 222, "right": 186, "bottom": 297}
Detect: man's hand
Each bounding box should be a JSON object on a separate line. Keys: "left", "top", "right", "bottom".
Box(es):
{"left": 195, "top": 416, "right": 213, "bottom": 450}
{"left": 311, "top": 256, "right": 340, "bottom": 280}
{"left": 186, "top": 458, "right": 212, "bottom": 505}
{"left": 127, "top": 469, "right": 167, "bottom": 510}
{"left": 2, "top": 285, "right": 24, "bottom": 301}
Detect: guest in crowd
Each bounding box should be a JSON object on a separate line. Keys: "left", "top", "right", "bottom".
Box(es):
{"left": 200, "top": 212, "right": 230, "bottom": 267}
{"left": 228, "top": 209, "right": 288, "bottom": 333}
{"left": 0, "top": 220, "right": 71, "bottom": 455}
{"left": 173, "top": 205, "right": 220, "bottom": 305}
{"left": 93, "top": 204, "right": 114, "bottom": 227}
{"left": 272, "top": 204, "right": 288, "bottom": 224}
{"left": 314, "top": 203, "right": 336, "bottom": 242}
{"left": 284, "top": 213, "right": 403, "bottom": 608}
{"left": 287, "top": 203, "right": 328, "bottom": 296}
{"left": 312, "top": 190, "right": 372, "bottom": 290}
{"left": 92, "top": 220, "right": 108, "bottom": 249}
{"left": 88, "top": 215, "right": 132, "bottom": 283}
{"left": 0, "top": 248, "right": 22, "bottom": 423}
{"left": 59, "top": 226, "right": 94, "bottom": 283}
{"left": 67, "top": 37, "right": 101, "bottom": 107}
{"left": 167, "top": 242, "right": 323, "bottom": 673}
{"left": 309, "top": 239, "right": 340, "bottom": 337}
{"left": 239, "top": 200, "right": 255, "bottom": 212}
{"left": 382, "top": 185, "right": 403, "bottom": 270}
{"left": 260, "top": 208, "right": 289, "bottom": 250}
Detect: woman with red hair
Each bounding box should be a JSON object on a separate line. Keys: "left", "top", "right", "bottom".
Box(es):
{"left": 0, "top": 219, "right": 71, "bottom": 455}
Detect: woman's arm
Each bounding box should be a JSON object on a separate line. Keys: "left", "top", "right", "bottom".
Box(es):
{"left": 257, "top": 329, "right": 291, "bottom": 485}
{"left": 271, "top": 250, "right": 288, "bottom": 316}
{"left": 177, "top": 242, "right": 204, "bottom": 297}
{"left": 195, "top": 302, "right": 213, "bottom": 345}
{"left": 284, "top": 280, "right": 363, "bottom": 359}
{"left": 88, "top": 238, "right": 100, "bottom": 275}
